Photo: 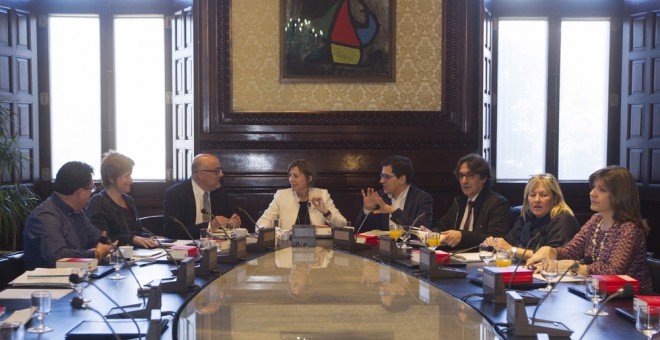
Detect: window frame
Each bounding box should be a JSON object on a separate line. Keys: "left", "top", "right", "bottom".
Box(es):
{"left": 487, "top": 0, "right": 622, "bottom": 183}
{"left": 36, "top": 0, "right": 174, "bottom": 182}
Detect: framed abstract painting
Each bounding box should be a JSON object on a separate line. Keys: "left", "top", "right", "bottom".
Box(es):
{"left": 280, "top": 0, "right": 396, "bottom": 83}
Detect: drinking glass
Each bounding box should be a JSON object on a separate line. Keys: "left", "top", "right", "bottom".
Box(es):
{"left": 636, "top": 305, "right": 660, "bottom": 340}
{"left": 479, "top": 244, "right": 495, "bottom": 268}
{"left": 389, "top": 225, "right": 403, "bottom": 247}
{"left": 27, "top": 291, "right": 52, "bottom": 333}
{"left": 199, "top": 228, "right": 211, "bottom": 248}
{"left": 72, "top": 268, "right": 91, "bottom": 302}
{"left": 495, "top": 249, "right": 512, "bottom": 267}
{"left": 426, "top": 232, "right": 440, "bottom": 250}
{"left": 538, "top": 259, "right": 559, "bottom": 292}
{"left": 109, "top": 248, "right": 125, "bottom": 280}
{"left": 584, "top": 276, "right": 608, "bottom": 315}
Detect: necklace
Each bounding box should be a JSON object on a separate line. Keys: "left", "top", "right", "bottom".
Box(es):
{"left": 591, "top": 220, "right": 612, "bottom": 262}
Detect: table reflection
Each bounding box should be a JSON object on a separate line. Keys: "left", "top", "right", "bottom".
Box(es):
{"left": 176, "top": 246, "right": 498, "bottom": 339}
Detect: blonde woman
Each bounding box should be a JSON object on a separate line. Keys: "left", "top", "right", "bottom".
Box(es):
{"left": 484, "top": 174, "right": 579, "bottom": 260}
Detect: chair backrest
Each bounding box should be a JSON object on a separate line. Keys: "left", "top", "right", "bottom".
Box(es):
{"left": 140, "top": 215, "right": 164, "bottom": 236}
{"left": 510, "top": 205, "right": 523, "bottom": 229}
{"left": 0, "top": 252, "right": 25, "bottom": 290}
{"left": 647, "top": 257, "right": 660, "bottom": 294}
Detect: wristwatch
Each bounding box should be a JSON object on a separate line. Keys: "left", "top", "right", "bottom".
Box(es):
{"left": 322, "top": 210, "right": 331, "bottom": 218}
{"left": 511, "top": 247, "right": 518, "bottom": 258}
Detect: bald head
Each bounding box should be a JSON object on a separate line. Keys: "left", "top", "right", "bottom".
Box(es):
{"left": 191, "top": 154, "right": 223, "bottom": 191}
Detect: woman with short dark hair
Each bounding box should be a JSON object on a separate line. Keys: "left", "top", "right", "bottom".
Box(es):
{"left": 86, "top": 150, "right": 157, "bottom": 248}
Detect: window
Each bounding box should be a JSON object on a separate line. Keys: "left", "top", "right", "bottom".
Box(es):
{"left": 492, "top": 2, "right": 614, "bottom": 182}
{"left": 49, "top": 14, "right": 166, "bottom": 180}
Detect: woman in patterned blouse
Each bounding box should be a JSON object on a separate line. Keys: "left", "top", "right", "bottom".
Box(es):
{"left": 527, "top": 166, "right": 652, "bottom": 292}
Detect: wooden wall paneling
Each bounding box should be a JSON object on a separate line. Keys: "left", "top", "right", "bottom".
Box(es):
{"left": 0, "top": 5, "right": 38, "bottom": 184}
{"left": 622, "top": 0, "right": 660, "bottom": 257}
{"left": 192, "top": 0, "right": 486, "bottom": 226}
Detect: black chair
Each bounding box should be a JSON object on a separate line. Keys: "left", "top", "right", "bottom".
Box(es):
{"left": 647, "top": 257, "right": 660, "bottom": 294}
{"left": 140, "top": 215, "right": 164, "bottom": 236}
{"left": 0, "top": 251, "right": 25, "bottom": 290}
{"left": 510, "top": 205, "right": 523, "bottom": 229}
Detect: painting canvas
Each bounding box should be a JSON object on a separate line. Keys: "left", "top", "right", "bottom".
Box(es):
{"left": 281, "top": 0, "right": 395, "bottom": 83}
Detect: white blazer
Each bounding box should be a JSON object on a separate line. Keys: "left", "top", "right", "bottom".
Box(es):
{"left": 256, "top": 187, "right": 347, "bottom": 230}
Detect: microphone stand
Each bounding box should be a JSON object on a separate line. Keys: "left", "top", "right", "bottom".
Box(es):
{"left": 530, "top": 256, "right": 593, "bottom": 323}
{"left": 169, "top": 216, "right": 202, "bottom": 253}
{"left": 69, "top": 274, "right": 141, "bottom": 336}
{"left": 202, "top": 209, "right": 232, "bottom": 240}
{"left": 70, "top": 297, "right": 121, "bottom": 340}
{"left": 579, "top": 284, "right": 635, "bottom": 340}
{"left": 169, "top": 217, "right": 218, "bottom": 276}
{"left": 142, "top": 228, "right": 179, "bottom": 267}
{"left": 507, "top": 230, "right": 546, "bottom": 290}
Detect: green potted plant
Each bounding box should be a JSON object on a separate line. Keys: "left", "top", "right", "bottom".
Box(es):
{"left": 0, "top": 105, "right": 40, "bottom": 252}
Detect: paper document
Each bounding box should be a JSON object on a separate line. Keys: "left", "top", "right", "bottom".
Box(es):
{"left": 1, "top": 307, "right": 35, "bottom": 327}
{"left": 533, "top": 273, "right": 585, "bottom": 282}
{"left": 132, "top": 249, "right": 166, "bottom": 260}
{"left": 0, "top": 288, "right": 72, "bottom": 300}
{"left": 10, "top": 268, "right": 74, "bottom": 287}
{"left": 451, "top": 252, "right": 483, "bottom": 263}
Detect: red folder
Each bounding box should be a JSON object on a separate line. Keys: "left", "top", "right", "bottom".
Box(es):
{"left": 591, "top": 275, "right": 639, "bottom": 294}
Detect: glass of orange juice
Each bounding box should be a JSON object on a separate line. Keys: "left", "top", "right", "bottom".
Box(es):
{"left": 426, "top": 232, "right": 440, "bottom": 249}
{"left": 389, "top": 225, "right": 403, "bottom": 241}
{"left": 495, "top": 249, "right": 512, "bottom": 267}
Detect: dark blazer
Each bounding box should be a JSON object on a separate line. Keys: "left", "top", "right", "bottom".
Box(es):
{"left": 353, "top": 185, "right": 433, "bottom": 232}
{"left": 85, "top": 190, "right": 142, "bottom": 246}
{"left": 163, "top": 179, "right": 235, "bottom": 239}
{"left": 504, "top": 210, "right": 580, "bottom": 251}
{"left": 434, "top": 187, "right": 512, "bottom": 249}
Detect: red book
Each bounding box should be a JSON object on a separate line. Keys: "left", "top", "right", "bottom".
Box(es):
{"left": 483, "top": 266, "right": 534, "bottom": 283}
{"left": 591, "top": 275, "right": 640, "bottom": 294}
{"left": 170, "top": 245, "right": 198, "bottom": 259}
{"left": 356, "top": 234, "right": 379, "bottom": 245}
{"left": 634, "top": 295, "right": 660, "bottom": 309}
{"left": 411, "top": 250, "right": 450, "bottom": 264}
{"left": 56, "top": 258, "right": 98, "bottom": 271}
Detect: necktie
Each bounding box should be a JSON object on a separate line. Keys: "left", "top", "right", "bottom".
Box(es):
{"left": 462, "top": 200, "right": 474, "bottom": 231}
{"left": 202, "top": 191, "right": 211, "bottom": 222}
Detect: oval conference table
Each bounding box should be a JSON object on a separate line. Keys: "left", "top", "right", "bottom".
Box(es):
{"left": 0, "top": 238, "right": 649, "bottom": 339}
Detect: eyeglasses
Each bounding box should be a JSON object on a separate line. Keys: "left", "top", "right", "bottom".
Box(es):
{"left": 455, "top": 172, "right": 477, "bottom": 181}
{"left": 196, "top": 168, "right": 223, "bottom": 175}
{"left": 379, "top": 173, "right": 396, "bottom": 181}
{"left": 86, "top": 184, "right": 96, "bottom": 194}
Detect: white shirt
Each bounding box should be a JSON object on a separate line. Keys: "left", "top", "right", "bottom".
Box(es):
{"left": 459, "top": 192, "right": 479, "bottom": 231}
{"left": 388, "top": 185, "right": 410, "bottom": 228}
{"left": 191, "top": 179, "right": 207, "bottom": 225}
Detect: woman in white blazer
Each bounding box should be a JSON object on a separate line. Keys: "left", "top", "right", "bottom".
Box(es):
{"left": 256, "top": 159, "right": 347, "bottom": 230}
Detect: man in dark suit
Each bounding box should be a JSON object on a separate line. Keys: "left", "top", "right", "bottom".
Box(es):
{"left": 432, "top": 153, "right": 512, "bottom": 249}
{"left": 163, "top": 154, "right": 241, "bottom": 239}
{"left": 354, "top": 155, "right": 433, "bottom": 232}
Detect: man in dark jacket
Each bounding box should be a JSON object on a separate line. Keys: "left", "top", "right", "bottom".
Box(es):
{"left": 354, "top": 155, "right": 433, "bottom": 232}
{"left": 433, "top": 153, "right": 512, "bottom": 249}
{"left": 163, "top": 154, "right": 240, "bottom": 239}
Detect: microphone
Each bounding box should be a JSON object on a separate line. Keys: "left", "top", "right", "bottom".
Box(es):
{"left": 507, "top": 229, "right": 548, "bottom": 290}
{"left": 354, "top": 209, "right": 374, "bottom": 236}
{"left": 69, "top": 274, "right": 140, "bottom": 337}
{"left": 141, "top": 228, "right": 179, "bottom": 267}
{"left": 531, "top": 256, "right": 594, "bottom": 323}
{"left": 235, "top": 206, "right": 257, "bottom": 229}
{"left": 411, "top": 212, "right": 426, "bottom": 228}
{"left": 70, "top": 297, "right": 122, "bottom": 340}
{"left": 169, "top": 216, "right": 202, "bottom": 252}
{"left": 579, "top": 283, "right": 635, "bottom": 340}
{"left": 202, "top": 209, "right": 231, "bottom": 240}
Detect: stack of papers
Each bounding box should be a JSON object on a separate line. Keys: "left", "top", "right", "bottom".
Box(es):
{"left": 10, "top": 268, "right": 74, "bottom": 287}
{"left": 451, "top": 252, "right": 483, "bottom": 263}
{"left": 131, "top": 249, "right": 166, "bottom": 261}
